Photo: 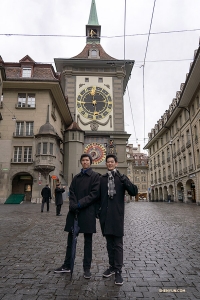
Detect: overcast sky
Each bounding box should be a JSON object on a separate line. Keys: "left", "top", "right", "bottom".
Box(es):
{"left": 1, "top": 0, "right": 200, "bottom": 152}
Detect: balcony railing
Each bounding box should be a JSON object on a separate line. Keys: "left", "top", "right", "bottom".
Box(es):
{"left": 181, "top": 145, "right": 186, "bottom": 152}
{"left": 186, "top": 140, "right": 191, "bottom": 148}
{"left": 168, "top": 174, "right": 172, "bottom": 180}
{"left": 183, "top": 167, "right": 187, "bottom": 173}
{"left": 189, "top": 164, "right": 193, "bottom": 171}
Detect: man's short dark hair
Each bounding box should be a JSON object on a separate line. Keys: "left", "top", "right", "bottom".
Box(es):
{"left": 56, "top": 183, "right": 60, "bottom": 187}
{"left": 80, "top": 153, "right": 92, "bottom": 165}
{"left": 106, "top": 154, "right": 118, "bottom": 162}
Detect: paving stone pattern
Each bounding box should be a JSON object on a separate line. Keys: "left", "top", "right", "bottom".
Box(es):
{"left": 1, "top": 201, "right": 200, "bottom": 299}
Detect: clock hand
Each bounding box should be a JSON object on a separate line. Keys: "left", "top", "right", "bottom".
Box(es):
{"left": 90, "top": 86, "right": 96, "bottom": 96}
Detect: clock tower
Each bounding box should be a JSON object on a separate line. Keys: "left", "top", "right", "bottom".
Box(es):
{"left": 55, "top": 0, "right": 134, "bottom": 184}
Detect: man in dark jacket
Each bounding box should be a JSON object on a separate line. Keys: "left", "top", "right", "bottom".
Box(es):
{"left": 41, "top": 184, "right": 51, "bottom": 212}
{"left": 55, "top": 183, "right": 65, "bottom": 216}
{"left": 54, "top": 153, "right": 100, "bottom": 279}
{"left": 99, "top": 154, "right": 138, "bottom": 285}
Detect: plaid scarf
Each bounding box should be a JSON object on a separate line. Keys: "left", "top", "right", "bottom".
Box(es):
{"left": 107, "top": 169, "right": 116, "bottom": 199}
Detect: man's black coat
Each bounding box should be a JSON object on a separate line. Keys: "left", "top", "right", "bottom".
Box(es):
{"left": 41, "top": 186, "right": 51, "bottom": 202}
{"left": 55, "top": 187, "right": 65, "bottom": 205}
{"left": 99, "top": 172, "right": 137, "bottom": 237}
{"left": 64, "top": 168, "right": 100, "bottom": 234}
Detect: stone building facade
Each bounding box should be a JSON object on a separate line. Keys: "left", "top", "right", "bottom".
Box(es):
{"left": 0, "top": 55, "right": 72, "bottom": 203}
{"left": 126, "top": 144, "right": 149, "bottom": 200}
{"left": 144, "top": 44, "right": 200, "bottom": 205}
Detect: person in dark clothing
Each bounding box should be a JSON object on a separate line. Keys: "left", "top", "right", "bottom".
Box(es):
{"left": 41, "top": 184, "right": 51, "bottom": 212}
{"left": 54, "top": 153, "right": 100, "bottom": 279}
{"left": 55, "top": 183, "right": 65, "bottom": 216}
{"left": 99, "top": 154, "right": 138, "bottom": 286}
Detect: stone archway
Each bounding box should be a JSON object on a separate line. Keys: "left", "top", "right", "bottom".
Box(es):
{"left": 186, "top": 179, "right": 196, "bottom": 203}
{"left": 12, "top": 172, "right": 33, "bottom": 201}
{"left": 163, "top": 186, "right": 168, "bottom": 201}
{"left": 168, "top": 185, "right": 174, "bottom": 201}
{"left": 177, "top": 182, "right": 184, "bottom": 202}
{"left": 151, "top": 188, "right": 155, "bottom": 201}
{"left": 155, "top": 188, "right": 158, "bottom": 201}
{"left": 159, "top": 187, "right": 163, "bottom": 201}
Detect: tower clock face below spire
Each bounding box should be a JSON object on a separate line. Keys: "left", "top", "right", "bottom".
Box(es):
{"left": 77, "top": 86, "right": 112, "bottom": 120}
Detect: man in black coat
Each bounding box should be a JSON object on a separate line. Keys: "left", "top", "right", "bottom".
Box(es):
{"left": 41, "top": 184, "right": 51, "bottom": 212}
{"left": 54, "top": 153, "right": 100, "bottom": 279}
{"left": 99, "top": 154, "right": 138, "bottom": 285}
{"left": 55, "top": 183, "right": 66, "bottom": 216}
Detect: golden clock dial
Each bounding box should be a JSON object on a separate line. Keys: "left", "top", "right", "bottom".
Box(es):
{"left": 77, "top": 86, "right": 112, "bottom": 120}
{"left": 84, "top": 143, "right": 107, "bottom": 165}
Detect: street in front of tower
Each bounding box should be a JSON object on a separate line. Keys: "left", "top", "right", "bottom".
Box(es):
{"left": 1, "top": 201, "right": 200, "bottom": 299}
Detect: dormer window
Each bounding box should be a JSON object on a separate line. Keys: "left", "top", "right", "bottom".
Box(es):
{"left": 88, "top": 48, "right": 100, "bottom": 59}
{"left": 91, "top": 50, "right": 97, "bottom": 57}
{"left": 22, "top": 67, "right": 32, "bottom": 78}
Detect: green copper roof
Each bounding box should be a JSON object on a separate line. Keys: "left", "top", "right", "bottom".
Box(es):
{"left": 88, "top": 0, "right": 99, "bottom": 25}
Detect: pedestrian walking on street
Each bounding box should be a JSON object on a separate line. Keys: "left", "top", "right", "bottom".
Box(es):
{"left": 41, "top": 184, "right": 51, "bottom": 212}
{"left": 54, "top": 153, "right": 100, "bottom": 279}
{"left": 98, "top": 154, "right": 138, "bottom": 285}
{"left": 55, "top": 183, "right": 65, "bottom": 216}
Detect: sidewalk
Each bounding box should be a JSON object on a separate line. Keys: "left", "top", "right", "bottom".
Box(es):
{"left": 0, "top": 201, "right": 200, "bottom": 299}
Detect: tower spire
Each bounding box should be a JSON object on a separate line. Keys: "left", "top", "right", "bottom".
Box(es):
{"left": 88, "top": 0, "right": 99, "bottom": 25}
{"left": 86, "top": 0, "right": 101, "bottom": 44}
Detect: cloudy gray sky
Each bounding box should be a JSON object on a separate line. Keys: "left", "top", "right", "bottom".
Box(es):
{"left": 1, "top": 0, "right": 200, "bottom": 152}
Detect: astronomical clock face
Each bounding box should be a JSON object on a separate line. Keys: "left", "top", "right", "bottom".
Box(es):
{"left": 84, "top": 143, "right": 107, "bottom": 165}
{"left": 77, "top": 86, "right": 112, "bottom": 120}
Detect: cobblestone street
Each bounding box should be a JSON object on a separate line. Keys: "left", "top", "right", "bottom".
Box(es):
{"left": 1, "top": 201, "right": 200, "bottom": 299}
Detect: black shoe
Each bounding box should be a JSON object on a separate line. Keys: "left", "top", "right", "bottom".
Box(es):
{"left": 41, "top": 211, "right": 43, "bottom": 213}
{"left": 103, "top": 266, "right": 115, "bottom": 278}
{"left": 84, "top": 269, "right": 91, "bottom": 279}
{"left": 54, "top": 265, "right": 70, "bottom": 273}
{"left": 56, "top": 214, "right": 62, "bottom": 216}
{"left": 115, "top": 271, "right": 123, "bottom": 285}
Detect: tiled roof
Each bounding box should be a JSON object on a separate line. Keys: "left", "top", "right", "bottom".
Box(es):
{"left": 4, "top": 56, "right": 59, "bottom": 81}
{"left": 66, "top": 121, "right": 83, "bottom": 132}
{"left": 72, "top": 43, "right": 116, "bottom": 60}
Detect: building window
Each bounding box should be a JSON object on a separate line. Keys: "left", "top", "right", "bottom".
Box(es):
{"left": 24, "top": 147, "right": 32, "bottom": 162}
{"left": 15, "top": 121, "right": 33, "bottom": 136}
{"left": 17, "top": 93, "right": 35, "bottom": 108}
{"left": 91, "top": 50, "right": 97, "bottom": 57}
{"left": 13, "top": 146, "right": 32, "bottom": 163}
{"left": 85, "top": 78, "right": 89, "bottom": 82}
{"left": 16, "top": 122, "right": 24, "bottom": 136}
{"left": 27, "top": 94, "right": 35, "bottom": 107}
{"left": 98, "top": 78, "right": 103, "bottom": 83}
{"left": 14, "top": 146, "right": 22, "bottom": 162}
{"left": 22, "top": 67, "right": 32, "bottom": 78}
{"left": 50, "top": 143, "right": 53, "bottom": 155}
{"left": 43, "top": 142, "right": 48, "bottom": 154}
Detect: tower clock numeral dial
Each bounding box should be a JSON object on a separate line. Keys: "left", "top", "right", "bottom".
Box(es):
{"left": 77, "top": 86, "right": 112, "bottom": 120}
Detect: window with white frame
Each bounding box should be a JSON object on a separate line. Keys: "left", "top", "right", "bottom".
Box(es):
{"left": 17, "top": 93, "right": 35, "bottom": 108}
{"left": 13, "top": 146, "right": 32, "bottom": 163}
{"left": 15, "top": 121, "right": 33, "bottom": 136}
{"left": 22, "top": 67, "right": 32, "bottom": 78}
{"left": 24, "top": 147, "right": 32, "bottom": 162}
{"left": 14, "top": 146, "right": 22, "bottom": 162}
